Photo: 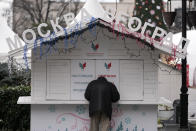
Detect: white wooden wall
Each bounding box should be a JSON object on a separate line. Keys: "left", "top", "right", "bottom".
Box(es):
{"left": 31, "top": 27, "right": 159, "bottom": 101}
{"left": 158, "top": 62, "right": 181, "bottom": 102}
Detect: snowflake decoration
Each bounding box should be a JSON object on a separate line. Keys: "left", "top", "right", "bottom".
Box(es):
{"left": 61, "top": 117, "right": 66, "bottom": 121}
{"left": 133, "top": 125, "right": 138, "bottom": 131}
{"left": 76, "top": 105, "right": 86, "bottom": 115}
{"left": 48, "top": 105, "right": 56, "bottom": 112}
{"left": 125, "top": 117, "right": 131, "bottom": 124}
{"left": 148, "top": 19, "right": 152, "bottom": 22}
{"left": 48, "top": 125, "right": 52, "bottom": 129}
{"left": 116, "top": 121, "right": 123, "bottom": 131}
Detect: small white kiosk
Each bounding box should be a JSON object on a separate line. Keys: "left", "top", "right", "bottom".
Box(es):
{"left": 17, "top": 0, "right": 180, "bottom": 131}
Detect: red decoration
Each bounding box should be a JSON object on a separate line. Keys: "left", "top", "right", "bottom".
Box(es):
{"left": 95, "top": 44, "right": 99, "bottom": 50}
{"left": 108, "top": 63, "right": 112, "bottom": 69}
{"left": 83, "top": 62, "right": 86, "bottom": 68}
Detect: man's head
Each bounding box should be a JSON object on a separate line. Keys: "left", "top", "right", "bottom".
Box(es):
{"left": 97, "top": 76, "right": 107, "bottom": 81}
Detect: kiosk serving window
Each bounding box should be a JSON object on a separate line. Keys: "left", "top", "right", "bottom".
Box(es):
{"left": 46, "top": 59, "right": 144, "bottom": 101}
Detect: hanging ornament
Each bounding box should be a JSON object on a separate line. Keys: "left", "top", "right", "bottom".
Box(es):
{"left": 150, "top": 10, "right": 155, "bottom": 15}
{"left": 152, "top": 22, "right": 156, "bottom": 26}
{"left": 146, "top": 30, "right": 152, "bottom": 35}
{"left": 142, "top": 2, "right": 145, "bottom": 5}
{"left": 156, "top": 16, "right": 160, "bottom": 20}
{"left": 145, "top": 8, "right": 148, "bottom": 11}
{"left": 159, "top": 22, "right": 162, "bottom": 25}
{"left": 148, "top": 19, "right": 152, "bottom": 22}
{"left": 152, "top": 0, "right": 155, "bottom": 4}
{"left": 156, "top": 6, "right": 161, "bottom": 10}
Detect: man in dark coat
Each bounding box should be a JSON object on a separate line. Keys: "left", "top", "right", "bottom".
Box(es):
{"left": 84, "top": 76, "right": 120, "bottom": 131}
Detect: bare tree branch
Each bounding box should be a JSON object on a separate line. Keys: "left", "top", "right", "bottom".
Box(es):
{"left": 13, "top": 0, "right": 82, "bottom": 36}
{"left": 14, "top": 0, "right": 36, "bottom": 23}
{"left": 13, "top": 15, "right": 25, "bottom": 31}
{"left": 44, "top": 0, "right": 52, "bottom": 23}
{"left": 57, "top": 1, "right": 71, "bottom": 18}
{"left": 35, "top": 0, "right": 43, "bottom": 23}
{"left": 72, "top": 0, "right": 80, "bottom": 16}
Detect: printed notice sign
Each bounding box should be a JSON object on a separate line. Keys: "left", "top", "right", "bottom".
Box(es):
{"left": 71, "top": 60, "right": 95, "bottom": 100}
{"left": 96, "top": 60, "right": 119, "bottom": 89}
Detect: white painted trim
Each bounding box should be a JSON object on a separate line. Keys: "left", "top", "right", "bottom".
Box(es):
{"left": 17, "top": 96, "right": 163, "bottom": 105}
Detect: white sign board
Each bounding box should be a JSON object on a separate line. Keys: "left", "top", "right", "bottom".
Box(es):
{"left": 96, "top": 60, "right": 119, "bottom": 89}
{"left": 71, "top": 60, "right": 95, "bottom": 100}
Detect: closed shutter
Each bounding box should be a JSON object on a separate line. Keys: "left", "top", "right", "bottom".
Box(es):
{"left": 120, "top": 60, "right": 144, "bottom": 100}
{"left": 31, "top": 60, "right": 46, "bottom": 101}
{"left": 46, "top": 60, "right": 70, "bottom": 100}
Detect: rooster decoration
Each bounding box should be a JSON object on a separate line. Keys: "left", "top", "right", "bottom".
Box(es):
{"left": 79, "top": 62, "right": 87, "bottom": 70}
{"left": 105, "top": 62, "right": 112, "bottom": 69}
{"left": 91, "top": 42, "right": 99, "bottom": 51}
